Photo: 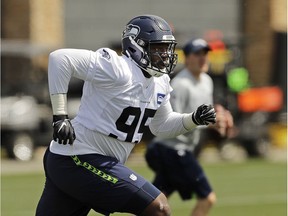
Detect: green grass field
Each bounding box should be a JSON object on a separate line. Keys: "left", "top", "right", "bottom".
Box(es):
{"left": 1, "top": 159, "right": 287, "bottom": 216}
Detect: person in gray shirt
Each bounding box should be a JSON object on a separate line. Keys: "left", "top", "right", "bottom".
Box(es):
{"left": 146, "top": 38, "right": 233, "bottom": 216}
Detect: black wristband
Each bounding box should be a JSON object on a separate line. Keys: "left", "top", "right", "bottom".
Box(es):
{"left": 53, "top": 115, "right": 69, "bottom": 122}
{"left": 191, "top": 112, "right": 199, "bottom": 125}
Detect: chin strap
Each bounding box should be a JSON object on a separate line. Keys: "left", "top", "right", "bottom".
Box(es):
{"left": 141, "top": 69, "right": 152, "bottom": 78}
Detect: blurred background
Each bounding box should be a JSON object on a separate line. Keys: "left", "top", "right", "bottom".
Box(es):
{"left": 1, "top": 0, "right": 287, "bottom": 215}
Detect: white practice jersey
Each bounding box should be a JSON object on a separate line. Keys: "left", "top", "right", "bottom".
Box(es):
{"left": 48, "top": 48, "right": 193, "bottom": 163}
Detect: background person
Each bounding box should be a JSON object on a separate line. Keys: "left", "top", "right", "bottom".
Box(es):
{"left": 145, "top": 38, "right": 233, "bottom": 216}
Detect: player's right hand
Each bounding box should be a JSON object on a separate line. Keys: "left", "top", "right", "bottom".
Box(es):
{"left": 52, "top": 115, "right": 76, "bottom": 145}
{"left": 192, "top": 104, "right": 216, "bottom": 125}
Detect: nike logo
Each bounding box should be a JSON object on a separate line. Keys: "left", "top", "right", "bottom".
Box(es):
{"left": 58, "top": 122, "right": 67, "bottom": 132}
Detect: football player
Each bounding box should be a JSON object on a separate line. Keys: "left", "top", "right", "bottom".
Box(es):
{"left": 36, "top": 15, "right": 216, "bottom": 216}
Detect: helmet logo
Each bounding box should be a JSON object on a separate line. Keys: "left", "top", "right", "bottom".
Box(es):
{"left": 123, "top": 24, "right": 140, "bottom": 39}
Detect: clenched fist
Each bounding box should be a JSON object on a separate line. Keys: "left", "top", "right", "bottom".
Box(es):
{"left": 52, "top": 115, "right": 76, "bottom": 145}
{"left": 192, "top": 104, "right": 216, "bottom": 126}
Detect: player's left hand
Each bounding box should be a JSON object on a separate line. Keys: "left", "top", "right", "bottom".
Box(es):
{"left": 192, "top": 104, "right": 216, "bottom": 125}
{"left": 52, "top": 115, "right": 76, "bottom": 145}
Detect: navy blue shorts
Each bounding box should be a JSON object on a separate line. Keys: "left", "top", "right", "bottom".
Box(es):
{"left": 36, "top": 148, "right": 161, "bottom": 216}
{"left": 145, "top": 142, "right": 213, "bottom": 200}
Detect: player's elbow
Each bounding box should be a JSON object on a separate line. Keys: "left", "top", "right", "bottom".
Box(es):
{"left": 149, "top": 126, "right": 174, "bottom": 139}
{"left": 48, "top": 49, "right": 71, "bottom": 78}
{"left": 149, "top": 124, "right": 158, "bottom": 137}
{"left": 149, "top": 125, "right": 165, "bottom": 138}
{"left": 49, "top": 49, "right": 61, "bottom": 61}
{"left": 49, "top": 49, "right": 67, "bottom": 64}
{"left": 48, "top": 50, "right": 64, "bottom": 71}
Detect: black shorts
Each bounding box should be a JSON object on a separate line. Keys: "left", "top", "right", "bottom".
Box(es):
{"left": 36, "top": 148, "right": 160, "bottom": 216}
{"left": 145, "top": 142, "right": 213, "bottom": 200}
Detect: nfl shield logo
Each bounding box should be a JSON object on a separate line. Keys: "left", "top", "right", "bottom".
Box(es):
{"left": 129, "top": 174, "right": 137, "bottom": 181}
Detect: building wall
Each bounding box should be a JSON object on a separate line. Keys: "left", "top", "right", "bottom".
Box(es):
{"left": 30, "top": 0, "right": 64, "bottom": 46}
{"left": 1, "top": 0, "right": 63, "bottom": 46}
{"left": 270, "top": 0, "right": 287, "bottom": 32}
{"left": 1, "top": 0, "right": 63, "bottom": 98}
{"left": 1, "top": 0, "right": 30, "bottom": 39}
{"left": 242, "top": 0, "right": 274, "bottom": 86}
{"left": 242, "top": 0, "right": 287, "bottom": 86}
{"left": 64, "top": 0, "right": 240, "bottom": 49}
{"left": 2, "top": 0, "right": 285, "bottom": 89}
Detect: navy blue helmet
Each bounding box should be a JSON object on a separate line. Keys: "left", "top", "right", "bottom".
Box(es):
{"left": 122, "top": 15, "right": 178, "bottom": 77}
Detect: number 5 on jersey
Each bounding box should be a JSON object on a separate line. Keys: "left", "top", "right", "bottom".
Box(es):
{"left": 110, "top": 107, "right": 156, "bottom": 143}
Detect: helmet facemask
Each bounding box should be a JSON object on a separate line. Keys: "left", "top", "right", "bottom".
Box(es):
{"left": 146, "top": 41, "right": 178, "bottom": 77}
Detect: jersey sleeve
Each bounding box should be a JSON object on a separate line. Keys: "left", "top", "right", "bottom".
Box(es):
{"left": 48, "top": 49, "right": 93, "bottom": 94}
{"left": 149, "top": 74, "right": 200, "bottom": 137}
{"left": 48, "top": 47, "right": 125, "bottom": 95}
{"left": 149, "top": 101, "right": 195, "bottom": 138}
